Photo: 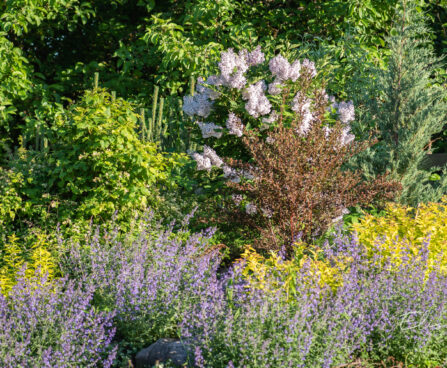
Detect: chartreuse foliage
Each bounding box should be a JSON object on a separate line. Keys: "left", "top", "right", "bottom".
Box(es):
{"left": 241, "top": 197, "right": 447, "bottom": 298}
{"left": 0, "top": 233, "right": 57, "bottom": 295}
{"left": 239, "top": 244, "right": 348, "bottom": 297}
{"left": 353, "top": 197, "right": 447, "bottom": 273}
{"left": 45, "top": 88, "right": 181, "bottom": 221}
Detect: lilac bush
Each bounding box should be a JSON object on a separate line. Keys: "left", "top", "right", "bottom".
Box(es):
{"left": 181, "top": 234, "right": 447, "bottom": 367}
{"left": 0, "top": 272, "right": 116, "bottom": 368}
{"left": 59, "top": 212, "right": 222, "bottom": 349}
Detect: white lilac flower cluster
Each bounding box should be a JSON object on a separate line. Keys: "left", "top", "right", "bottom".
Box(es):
{"left": 239, "top": 45, "right": 266, "bottom": 67}
{"left": 231, "top": 194, "right": 243, "bottom": 206}
{"left": 183, "top": 76, "right": 221, "bottom": 118}
{"left": 268, "top": 54, "right": 301, "bottom": 95}
{"left": 191, "top": 146, "right": 223, "bottom": 171}
{"left": 302, "top": 58, "right": 317, "bottom": 78}
{"left": 196, "top": 121, "right": 223, "bottom": 139}
{"left": 328, "top": 99, "right": 355, "bottom": 145}
{"left": 226, "top": 113, "right": 244, "bottom": 137}
{"left": 185, "top": 46, "right": 358, "bottom": 181}
{"left": 336, "top": 101, "right": 355, "bottom": 125}
{"left": 218, "top": 48, "right": 249, "bottom": 90}
{"left": 222, "top": 165, "right": 256, "bottom": 183}
{"left": 291, "top": 92, "right": 313, "bottom": 136}
{"left": 245, "top": 203, "right": 257, "bottom": 215}
{"left": 242, "top": 80, "right": 272, "bottom": 118}
{"left": 183, "top": 93, "right": 214, "bottom": 118}
{"left": 331, "top": 207, "right": 350, "bottom": 224}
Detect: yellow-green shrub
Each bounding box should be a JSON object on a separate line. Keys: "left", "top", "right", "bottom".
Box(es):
{"left": 0, "top": 233, "right": 57, "bottom": 295}
{"left": 352, "top": 197, "right": 447, "bottom": 273}
{"left": 239, "top": 243, "right": 348, "bottom": 299}
{"left": 240, "top": 198, "right": 447, "bottom": 299}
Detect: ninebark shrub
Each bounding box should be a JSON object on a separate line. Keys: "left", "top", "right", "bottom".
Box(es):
{"left": 226, "top": 86, "right": 399, "bottom": 250}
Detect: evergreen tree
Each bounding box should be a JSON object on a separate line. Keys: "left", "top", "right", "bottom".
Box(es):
{"left": 349, "top": 0, "right": 447, "bottom": 205}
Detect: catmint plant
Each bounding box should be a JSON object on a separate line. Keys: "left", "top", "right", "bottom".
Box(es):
{"left": 0, "top": 271, "right": 117, "bottom": 368}
{"left": 59, "top": 212, "right": 222, "bottom": 350}
{"left": 181, "top": 234, "right": 447, "bottom": 368}
{"left": 182, "top": 45, "right": 400, "bottom": 250}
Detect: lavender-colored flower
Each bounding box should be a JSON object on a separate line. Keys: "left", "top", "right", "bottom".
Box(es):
{"left": 289, "top": 59, "right": 301, "bottom": 82}
{"left": 245, "top": 203, "right": 257, "bottom": 215}
{"left": 340, "top": 126, "right": 355, "bottom": 146}
{"left": 0, "top": 272, "right": 116, "bottom": 367}
{"left": 268, "top": 78, "right": 283, "bottom": 95}
{"left": 266, "top": 136, "right": 275, "bottom": 144}
{"left": 231, "top": 194, "right": 243, "bottom": 206}
{"left": 331, "top": 208, "right": 350, "bottom": 223}
{"left": 262, "top": 110, "right": 279, "bottom": 124}
{"left": 291, "top": 92, "right": 313, "bottom": 135}
{"left": 337, "top": 100, "right": 355, "bottom": 124}
{"left": 191, "top": 152, "right": 212, "bottom": 171}
{"left": 269, "top": 54, "right": 291, "bottom": 80}
{"left": 60, "top": 213, "right": 222, "bottom": 357}
{"left": 180, "top": 233, "right": 447, "bottom": 368}
{"left": 223, "top": 165, "right": 241, "bottom": 183}
{"left": 261, "top": 207, "right": 273, "bottom": 218}
{"left": 226, "top": 112, "right": 244, "bottom": 137}
{"left": 197, "top": 76, "right": 221, "bottom": 100}
{"left": 243, "top": 80, "right": 271, "bottom": 118}
{"left": 218, "top": 48, "right": 249, "bottom": 90}
{"left": 196, "top": 121, "right": 223, "bottom": 139}
{"left": 203, "top": 145, "right": 224, "bottom": 167}
{"left": 247, "top": 46, "right": 265, "bottom": 66}
{"left": 302, "top": 58, "right": 317, "bottom": 78}
{"left": 183, "top": 93, "right": 214, "bottom": 118}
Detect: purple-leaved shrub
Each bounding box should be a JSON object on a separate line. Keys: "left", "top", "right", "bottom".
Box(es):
{"left": 181, "top": 234, "right": 447, "bottom": 367}
{"left": 0, "top": 271, "right": 117, "bottom": 368}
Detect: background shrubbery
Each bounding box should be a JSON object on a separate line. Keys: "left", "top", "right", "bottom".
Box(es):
{"left": 1, "top": 0, "right": 447, "bottom": 367}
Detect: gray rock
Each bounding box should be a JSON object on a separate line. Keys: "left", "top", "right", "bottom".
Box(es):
{"left": 135, "top": 338, "right": 191, "bottom": 368}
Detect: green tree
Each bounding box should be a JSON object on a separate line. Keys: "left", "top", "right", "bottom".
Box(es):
{"left": 350, "top": 0, "right": 447, "bottom": 205}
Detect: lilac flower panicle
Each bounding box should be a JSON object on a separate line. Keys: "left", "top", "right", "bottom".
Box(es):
{"left": 261, "top": 207, "right": 273, "bottom": 218}
{"left": 262, "top": 110, "right": 279, "bottom": 125}
{"left": 231, "top": 194, "right": 243, "bottom": 206}
{"left": 340, "top": 126, "right": 355, "bottom": 146}
{"left": 289, "top": 60, "right": 301, "bottom": 82}
{"left": 226, "top": 112, "right": 244, "bottom": 137}
{"left": 218, "top": 48, "right": 249, "bottom": 90}
{"left": 191, "top": 146, "right": 223, "bottom": 171}
{"left": 245, "top": 203, "right": 257, "bottom": 215}
{"left": 191, "top": 152, "right": 212, "bottom": 171}
{"left": 196, "top": 121, "right": 223, "bottom": 139}
{"left": 268, "top": 78, "right": 283, "bottom": 95}
{"left": 337, "top": 100, "right": 355, "bottom": 124}
{"left": 223, "top": 165, "right": 241, "bottom": 183}
{"left": 291, "top": 92, "right": 313, "bottom": 135}
{"left": 247, "top": 46, "right": 265, "bottom": 66}
{"left": 302, "top": 58, "right": 317, "bottom": 78}
{"left": 203, "top": 145, "right": 224, "bottom": 167}
{"left": 243, "top": 80, "right": 271, "bottom": 118}
{"left": 269, "top": 54, "right": 291, "bottom": 80}
{"left": 183, "top": 93, "right": 214, "bottom": 118}
{"left": 197, "top": 76, "right": 220, "bottom": 100}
